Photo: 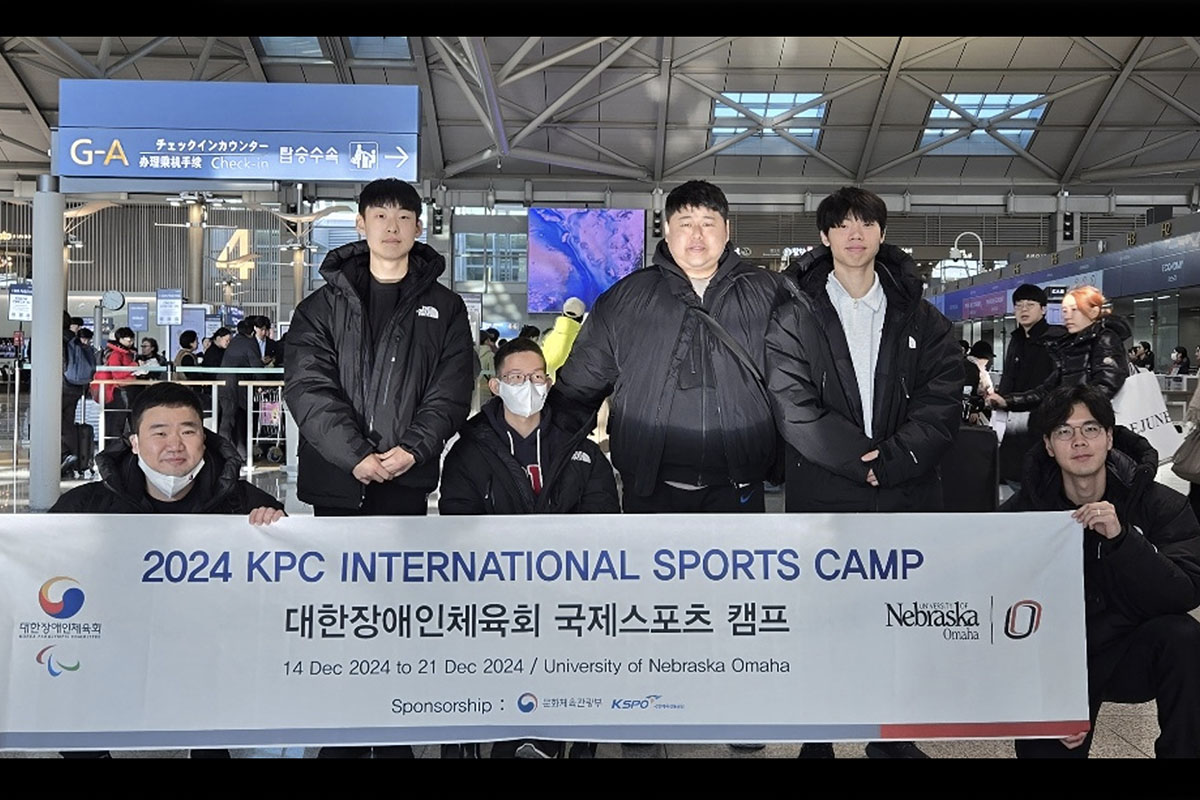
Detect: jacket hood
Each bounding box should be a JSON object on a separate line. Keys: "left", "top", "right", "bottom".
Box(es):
{"left": 95, "top": 428, "right": 246, "bottom": 510}
{"left": 318, "top": 239, "right": 446, "bottom": 300}
{"left": 1014, "top": 317, "right": 1068, "bottom": 343}
{"left": 473, "top": 395, "right": 562, "bottom": 443}
{"left": 1018, "top": 425, "right": 1158, "bottom": 509}
{"left": 784, "top": 242, "right": 924, "bottom": 307}
{"left": 1078, "top": 313, "right": 1132, "bottom": 343}
{"left": 651, "top": 239, "right": 742, "bottom": 288}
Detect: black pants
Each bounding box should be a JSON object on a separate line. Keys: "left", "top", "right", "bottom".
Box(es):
{"left": 103, "top": 389, "right": 130, "bottom": 448}
{"left": 1015, "top": 614, "right": 1200, "bottom": 758}
{"left": 313, "top": 483, "right": 429, "bottom": 517}
{"left": 315, "top": 483, "right": 427, "bottom": 759}
{"left": 61, "top": 382, "right": 86, "bottom": 459}
{"left": 218, "top": 393, "right": 246, "bottom": 458}
{"left": 621, "top": 480, "right": 765, "bottom": 514}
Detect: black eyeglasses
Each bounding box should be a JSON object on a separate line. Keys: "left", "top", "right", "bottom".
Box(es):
{"left": 1050, "top": 422, "right": 1105, "bottom": 442}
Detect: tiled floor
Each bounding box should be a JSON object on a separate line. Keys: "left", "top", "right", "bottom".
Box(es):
{"left": 0, "top": 408, "right": 1184, "bottom": 759}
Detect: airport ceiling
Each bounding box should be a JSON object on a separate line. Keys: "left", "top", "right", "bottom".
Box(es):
{"left": 2, "top": 35, "right": 1200, "bottom": 213}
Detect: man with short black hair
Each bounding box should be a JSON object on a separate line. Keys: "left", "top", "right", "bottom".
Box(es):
{"left": 440, "top": 337, "right": 617, "bottom": 759}
{"left": 285, "top": 177, "right": 474, "bottom": 759}
{"left": 50, "top": 381, "right": 284, "bottom": 759}
{"left": 766, "top": 186, "right": 962, "bottom": 758}
{"left": 285, "top": 177, "right": 473, "bottom": 521}
{"left": 550, "top": 179, "right": 783, "bottom": 513}
{"left": 219, "top": 318, "right": 264, "bottom": 456}
{"left": 996, "top": 283, "right": 1065, "bottom": 485}
{"left": 1002, "top": 383, "right": 1200, "bottom": 758}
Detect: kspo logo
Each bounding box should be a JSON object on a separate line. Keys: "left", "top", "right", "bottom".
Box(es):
{"left": 69, "top": 138, "right": 129, "bottom": 167}
{"left": 1004, "top": 600, "right": 1043, "bottom": 640}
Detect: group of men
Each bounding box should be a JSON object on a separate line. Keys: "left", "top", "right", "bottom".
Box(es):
{"left": 51, "top": 175, "right": 1200, "bottom": 758}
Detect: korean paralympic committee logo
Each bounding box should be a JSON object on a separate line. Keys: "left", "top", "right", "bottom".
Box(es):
{"left": 39, "top": 576, "right": 85, "bottom": 619}
{"left": 1004, "top": 599, "right": 1043, "bottom": 640}
{"left": 517, "top": 693, "right": 538, "bottom": 713}
{"left": 36, "top": 645, "right": 80, "bottom": 677}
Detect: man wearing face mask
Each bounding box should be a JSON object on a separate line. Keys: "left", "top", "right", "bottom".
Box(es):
{"left": 48, "top": 381, "right": 284, "bottom": 759}
{"left": 440, "top": 337, "right": 618, "bottom": 516}
{"left": 438, "top": 338, "right": 618, "bottom": 759}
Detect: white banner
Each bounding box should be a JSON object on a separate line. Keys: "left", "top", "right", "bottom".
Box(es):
{"left": 0, "top": 512, "right": 1088, "bottom": 750}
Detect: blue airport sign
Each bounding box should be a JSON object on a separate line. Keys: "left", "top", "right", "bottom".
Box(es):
{"left": 55, "top": 80, "right": 420, "bottom": 183}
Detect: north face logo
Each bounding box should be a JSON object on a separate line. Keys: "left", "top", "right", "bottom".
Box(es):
{"left": 416, "top": 305, "right": 439, "bottom": 319}
{"left": 571, "top": 450, "right": 591, "bottom": 464}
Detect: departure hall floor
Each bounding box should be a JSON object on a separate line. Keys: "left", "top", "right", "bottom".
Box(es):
{"left": 0, "top": 455, "right": 1184, "bottom": 760}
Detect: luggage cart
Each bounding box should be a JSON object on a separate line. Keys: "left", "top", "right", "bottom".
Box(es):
{"left": 246, "top": 381, "right": 285, "bottom": 470}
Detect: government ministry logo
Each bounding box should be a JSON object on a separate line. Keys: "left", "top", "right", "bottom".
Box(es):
{"left": 39, "top": 576, "right": 85, "bottom": 619}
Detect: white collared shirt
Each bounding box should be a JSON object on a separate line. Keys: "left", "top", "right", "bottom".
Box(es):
{"left": 826, "top": 270, "right": 886, "bottom": 438}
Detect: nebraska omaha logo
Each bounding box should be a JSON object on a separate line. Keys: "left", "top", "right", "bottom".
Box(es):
{"left": 1004, "top": 600, "right": 1043, "bottom": 640}
{"left": 885, "top": 601, "right": 980, "bottom": 641}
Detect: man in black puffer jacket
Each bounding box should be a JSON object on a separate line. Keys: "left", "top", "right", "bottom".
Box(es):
{"left": 766, "top": 187, "right": 961, "bottom": 761}
{"left": 285, "top": 178, "right": 473, "bottom": 760}
{"left": 440, "top": 338, "right": 617, "bottom": 760}
{"left": 766, "top": 187, "right": 962, "bottom": 516}
{"left": 51, "top": 381, "right": 283, "bottom": 517}
{"left": 50, "top": 381, "right": 284, "bottom": 760}
{"left": 996, "top": 283, "right": 1066, "bottom": 485}
{"left": 284, "top": 178, "right": 474, "bottom": 519}
{"left": 441, "top": 339, "right": 619, "bottom": 517}
{"left": 1002, "top": 384, "right": 1200, "bottom": 758}
{"left": 549, "top": 180, "right": 784, "bottom": 513}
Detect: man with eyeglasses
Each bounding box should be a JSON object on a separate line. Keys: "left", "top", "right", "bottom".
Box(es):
{"left": 1002, "top": 383, "right": 1200, "bottom": 758}
{"left": 439, "top": 337, "right": 618, "bottom": 759}
{"left": 996, "top": 283, "right": 1065, "bottom": 486}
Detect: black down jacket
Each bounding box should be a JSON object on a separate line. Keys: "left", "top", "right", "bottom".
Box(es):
{"left": 766, "top": 243, "right": 963, "bottom": 512}
{"left": 49, "top": 429, "right": 282, "bottom": 514}
{"left": 438, "top": 399, "right": 620, "bottom": 515}
{"left": 1003, "top": 314, "right": 1132, "bottom": 411}
{"left": 284, "top": 240, "right": 475, "bottom": 507}
{"left": 1001, "top": 430, "right": 1200, "bottom": 659}
{"left": 548, "top": 240, "right": 785, "bottom": 497}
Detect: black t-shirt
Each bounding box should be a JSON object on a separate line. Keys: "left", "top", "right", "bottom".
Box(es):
{"left": 145, "top": 486, "right": 203, "bottom": 513}
{"left": 368, "top": 275, "right": 405, "bottom": 348}
{"left": 504, "top": 422, "right": 544, "bottom": 495}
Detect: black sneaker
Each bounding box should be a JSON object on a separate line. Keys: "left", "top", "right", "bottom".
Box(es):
{"left": 568, "top": 742, "right": 597, "bottom": 759}
{"left": 864, "top": 740, "right": 929, "bottom": 759}
{"left": 796, "top": 742, "right": 835, "bottom": 758}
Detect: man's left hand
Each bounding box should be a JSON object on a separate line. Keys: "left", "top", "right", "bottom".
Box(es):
{"left": 379, "top": 446, "right": 416, "bottom": 478}
{"left": 249, "top": 507, "right": 286, "bottom": 526}
{"left": 1073, "top": 501, "right": 1122, "bottom": 539}
{"left": 861, "top": 450, "right": 879, "bottom": 487}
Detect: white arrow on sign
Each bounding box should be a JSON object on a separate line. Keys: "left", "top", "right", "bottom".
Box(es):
{"left": 383, "top": 146, "right": 410, "bottom": 169}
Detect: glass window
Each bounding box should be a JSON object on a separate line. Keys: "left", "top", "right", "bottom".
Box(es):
{"left": 709, "top": 92, "right": 826, "bottom": 155}
{"left": 921, "top": 93, "right": 1047, "bottom": 155}
{"left": 453, "top": 231, "right": 527, "bottom": 284}
{"left": 346, "top": 37, "right": 412, "bottom": 60}
{"left": 257, "top": 37, "right": 324, "bottom": 59}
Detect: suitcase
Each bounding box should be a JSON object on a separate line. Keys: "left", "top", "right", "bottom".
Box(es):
{"left": 939, "top": 424, "right": 1000, "bottom": 512}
